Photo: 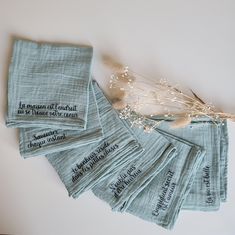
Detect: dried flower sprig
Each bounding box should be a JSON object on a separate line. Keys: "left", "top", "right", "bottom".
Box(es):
{"left": 119, "top": 105, "right": 163, "bottom": 133}
{"left": 103, "top": 56, "right": 235, "bottom": 129}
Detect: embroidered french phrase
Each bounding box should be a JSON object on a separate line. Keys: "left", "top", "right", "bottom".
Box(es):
{"left": 109, "top": 165, "right": 142, "bottom": 198}
{"left": 71, "top": 141, "right": 119, "bottom": 183}
{"left": 203, "top": 165, "right": 214, "bottom": 204}
{"left": 17, "top": 102, "right": 79, "bottom": 118}
{"left": 27, "top": 130, "right": 66, "bottom": 149}
{"left": 152, "top": 170, "right": 176, "bottom": 217}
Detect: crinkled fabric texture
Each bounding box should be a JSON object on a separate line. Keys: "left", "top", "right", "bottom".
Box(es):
{"left": 19, "top": 83, "right": 103, "bottom": 157}
{"left": 126, "top": 128, "right": 204, "bottom": 230}
{"left": 6, "top": 39, "right": 93, "bottom": 130}
{"left": 151, "top": 117, "right": 229, "bottom": 211}
{"left": 46, "top": 81, "right": 142, "bottom": 198}
{"left": 219, "top": 121, "right": 229, "bottom": 202}
{"left": 92, "top": 119, "right": 177, "bottom": 212}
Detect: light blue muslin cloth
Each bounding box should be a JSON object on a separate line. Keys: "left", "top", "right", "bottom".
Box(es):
{"left": 150, "top": 117, "right": 228, "bottom": 211}
{"left": 19, "top": 82, "right": 103, "bottom": 157}
{"left": 46, "top": 81, "right": 142, "bottom": 198}
{"left": 219, "top": 120, "right": 229, "bottom": 202}
{"left": 92, "top": 119, "right": 177, "bottom": 212}
{"left": 126, "top": 127, "right": 205, "bottom": 230}
{"left": 6, "top": 39, "right": 93, "bottom": 130}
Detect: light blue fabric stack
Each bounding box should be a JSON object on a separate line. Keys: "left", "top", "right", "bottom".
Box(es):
{"left": 6, "top": 39, "right": 104, "bottom": 158}
{"left": 46, "top": 81, "right": 143, "bottom": 198}
{"left": 126, "top": 129, "right": 205, "bottom": 229}
{"left": 151, "top": 117, "right": 229, "bottom": 211}
{"left": 19, "top": 84, "right": 103, "bottom": 157}
{"left": 5, "top": 38, "right": 229, "bottom": 231}
{"left": 92, "top": 118, "right": 177, "bottom": 212}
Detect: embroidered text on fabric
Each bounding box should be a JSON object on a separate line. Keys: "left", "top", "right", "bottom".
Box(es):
{"left": 152, "top": 170, "right": 176, "bottom": 217}
{"left": 109, "top": 165, "right": 142, "bottom": 198}
{"left": 71, "top": 142, "right": 119, "bottom": 183}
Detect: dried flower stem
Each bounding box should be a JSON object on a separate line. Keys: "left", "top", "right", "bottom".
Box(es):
{"left": 103, "top": 56, "right": 235, "bottom": 130}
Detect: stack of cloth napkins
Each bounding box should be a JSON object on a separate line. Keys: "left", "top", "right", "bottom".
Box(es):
{"left": 5, "top": 39, "right": 229, "bottom": 230}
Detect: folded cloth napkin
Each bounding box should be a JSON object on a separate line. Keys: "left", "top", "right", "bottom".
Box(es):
{"left": 126, "top": 127, "right": 205, "bottom": 230}
{"left": 19, "top": 82, "right": 103, "bottom": 157}
{"left": 92, "top": 119, "right": 177, "bottom": 212}
{"left": 46, "top": 80, "right": 142, "bottom": 198}
{"left": 6, "top": 39, "right": 93, "bottom": 130}
{"left": 150, "top": 117, "right": 228, "bottom": 211}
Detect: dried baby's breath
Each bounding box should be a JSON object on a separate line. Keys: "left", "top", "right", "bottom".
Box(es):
{"left": 103, "top": 56, "right": 235, "bottom": 130}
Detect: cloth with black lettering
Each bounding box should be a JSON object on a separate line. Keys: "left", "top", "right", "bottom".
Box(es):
{"left": 19, "top": 82, "right": 103, "bottom": 157}
{"left": 6, "top": 39, "right": 93, "bottom": 130}
{"left": 92, "top": 119, "right": 177, "bottom": 212}
{"left": 150, "top": 117, "right": 228, "bottom": 211}
{"left": 46, "top": 81, "right": 142, "bottom": 198}
{"left": 126, "top": 127, "right": 205, "bottom": 230}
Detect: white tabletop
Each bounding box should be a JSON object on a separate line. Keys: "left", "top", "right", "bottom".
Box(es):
{"left": 0, "top": 1, "right": 235, "bottom": 234}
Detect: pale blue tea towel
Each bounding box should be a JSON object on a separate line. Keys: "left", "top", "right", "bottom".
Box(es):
{"left": 46, "top": 81, "right": 142, "bottom": 198}
{"left": 19, "top": 82, "right": 103, "bottom": 157}
{"left": 6, "top": 39, "right": 93, "bottom": 130}
{"left": 126, "top": 127, "right": 205, "bottom": 230}
{"left": 151, "top": 117, "right": 228, "bottom": 211}
{"left": 92, "top": 119, "right": 177, "bottom": 212}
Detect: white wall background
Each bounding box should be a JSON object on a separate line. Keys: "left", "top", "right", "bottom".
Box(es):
{"left": 0, "top": 1, "right": 234, "bottom": 234}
